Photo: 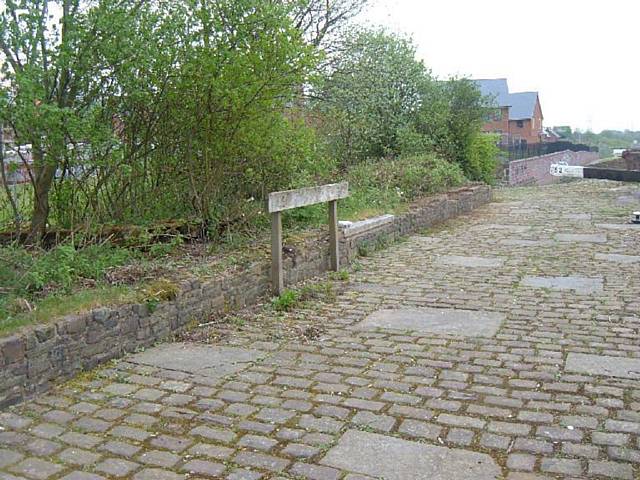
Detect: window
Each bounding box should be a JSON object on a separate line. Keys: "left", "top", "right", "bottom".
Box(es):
{"left": 516, "top": 120, "right": 524, "bottom": 128}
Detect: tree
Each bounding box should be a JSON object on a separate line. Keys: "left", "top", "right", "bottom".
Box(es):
{"left": 315, "top": 27, "right": 430, "bottom": 164}
{"left": 0, "top": 0, "right": 173, "bottom": 243}
{"left": 0, "top": 0, "right": 318, "bottom": 242}
{"left": 413, "top": 77, "right": 493, "bottom": 180}
{"left": 285, "top": 0, "right": 369, "bottom": 49}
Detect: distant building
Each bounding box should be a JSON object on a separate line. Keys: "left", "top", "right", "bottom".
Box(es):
{"left": 542, "top": 127, "right": 562, "bottom": 143}
{"left": 613, "top": 148, "right": 627, "bottom": 157}
{"left": 474, "top": 78, "right": 544, "bottom": 146}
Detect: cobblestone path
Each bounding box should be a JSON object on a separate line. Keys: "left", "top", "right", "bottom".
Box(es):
{"left": 2, "top": 180, "right": 640, "bottom": 480}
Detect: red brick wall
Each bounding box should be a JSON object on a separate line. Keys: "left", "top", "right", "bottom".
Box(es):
{"left": 482, "top": 107, "right": 510, "bottom": 137}
{"left": 508, "top": 150, "right": 599, "bottom": 186}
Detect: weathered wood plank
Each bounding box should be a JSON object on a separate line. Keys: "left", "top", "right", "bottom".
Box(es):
{"left": 271, "top": 211, "right": 283, "bottom": 294}
{"left": 328, "top": 200, "right": 339, "bottom": 271}
{"left": 268, "top": 182, "right": 348, "bottom": 213}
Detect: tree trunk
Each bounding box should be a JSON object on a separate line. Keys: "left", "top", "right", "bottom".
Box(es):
{"left": 26, "top": 146, "right": 57, "bottom": 245}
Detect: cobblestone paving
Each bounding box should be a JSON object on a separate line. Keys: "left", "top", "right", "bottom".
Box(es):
{"left": 2, "top": 180, "right": 640, "bottom": 479}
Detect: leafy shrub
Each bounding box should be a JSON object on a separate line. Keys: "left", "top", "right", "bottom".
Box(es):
{"left": 271, "top": 289, "right": 300, "bottom": 312}
{"left": 466, "top": 133, "right": 500, "bottom": 184}
{"left": 0, "top": 243, "right": 135, "bottom": 297}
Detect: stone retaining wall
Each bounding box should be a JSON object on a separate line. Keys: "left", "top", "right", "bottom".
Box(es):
{"left": 0, "top": 184, "right": 492, "bottom": 407}
{"left": 508, "top": 150, "right": 599, "bottom": 186}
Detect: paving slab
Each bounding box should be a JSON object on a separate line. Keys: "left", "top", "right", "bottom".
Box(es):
{"left": 472, "top": 224, "right": 530, "bottom": 233}
{"left": 555, "top": 233, "right": 607, "bottom": 243}
{"left": 129, "top": 344, "right": 267, "bottom": 378}
{"left": 499, "top": 239, "right": 553, "bottom": 247}
{"left": 616, "top": 195, "right": 640, "bottom": 205}
{"left": 565, "top": 353, "right": 640, "bottom": 379}
{"left": 595, "top": 223, "right": 640, "bottom": 231}
{"left": 595, "top": 253, "right": 640, "bottom": 263}
{"left": 355, "top": 308, "right": 504, "bottom": 337}
{"left": 320, "top": 429, "right": 501, "bottom": 480}
{"left": 350, "top": 283, "right": 405, "bottom": 295}
{"left": 435, "top": 256, "right": 504, "bottom": 268}
{"left": 563, "top": 213, "right": 591, "bottom": 220}
{"left": 520, "top": 276, "right": 603, "bottom": 294}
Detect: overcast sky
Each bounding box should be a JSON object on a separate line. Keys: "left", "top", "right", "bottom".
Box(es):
{"left": 360, "top": 0, "right": 639, "bottom": 133}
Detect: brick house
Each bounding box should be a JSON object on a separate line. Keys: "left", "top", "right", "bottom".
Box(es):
{"left": 475, "top": 78, "right": 543, "bottom": 146}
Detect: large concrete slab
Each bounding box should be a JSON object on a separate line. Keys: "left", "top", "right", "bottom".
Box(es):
{"left": 521, "top": 276, "right": 603, "bottom": 294}
{"left": 555, "top": 233, "right": 607, "bottom": 243}
{"left": 435, "top": 255, "right": 504, "bottom": 268}
{"left": 563, "top": 213, "right": 591, "bottom": 220}
{"left": 566, "top": 353, "right": 640, "bottom": 379}
{"left": 500, "top": 239, "right": 553, "bottom": 247}
{"left": 472, "top": 224, "right": 530, "bottom": 233}
{"left": 351, "top": 283, "right": 405, "bottom": 295}
{"left": 355, "top": 308, "right": 504, "bottom": 337}
{"left": 595, "top": 253, "right": 640, "bottom": 264}
{"left": 320, "top": 429, "right": 501, "bottom": 480}
{"left": 129, "top": 343, "right": 267, "bottom": 378}
{"left": 616, "top": 195, "right": 640, "bottom": 206}
{"left": 596, "top": 223, "right": 640, "bottom": 231}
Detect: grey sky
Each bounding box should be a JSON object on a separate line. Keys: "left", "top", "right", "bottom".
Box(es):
{"left": 361, "top": 0, "right": 639, "bottom": 133}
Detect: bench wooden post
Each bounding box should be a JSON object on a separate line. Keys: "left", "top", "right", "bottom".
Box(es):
{"left": 271, "top": 211, "right": 284, "bottom": 295}
{"left": 268, "top": 182, "right": 348, "bottom": 295}
{"left": 328, "top": 200, "right": 339, "bottom": 270}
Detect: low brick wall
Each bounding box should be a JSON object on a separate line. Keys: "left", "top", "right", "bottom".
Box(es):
{"left": 0, "top": 184, "right": 491, "bottom": 407}
{"left": 508, "top": 150, "right": 599, "bottom": 186}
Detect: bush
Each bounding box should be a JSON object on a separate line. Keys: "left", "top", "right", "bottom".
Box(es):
{"left": 466, "top": 133, "right": 500, "bottom": 184}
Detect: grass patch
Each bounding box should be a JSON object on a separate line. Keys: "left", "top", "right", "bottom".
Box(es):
{"left": 0, "top": 286, "right": 138, "bottom": 335}
{"left": 271, "top": 289, "right": 300, "bottom": 312}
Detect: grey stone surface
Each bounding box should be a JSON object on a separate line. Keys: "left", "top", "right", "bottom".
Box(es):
{"left": 472, "top": 224, "right": 530, "bottom": 233}
{"left": 355, "top": 308, "right": 504, "bottom": 337}
{"left": 566, "top": 353, "right": 640, "bottom": 379}
{"left": 435, "top": 255, "right": 504, "bottom": 268}
{"left": 129, "top": 344, "right": 266, "bottom": 378}
{"left": 499, "top": 239, "right": 553, "bottom": 247}
{"left": 320, "top": 430, "right": 501, "bottom": 479}
{"left": 595, "top": 253, "right": 640, "bottom": 263}
{"left": 563, "top": 213, "right": 591, "bottom": 220}
{"left": 596, "top": 223, "right": 640, "bottom": 230}
{"left": 350, "top": 283, "right": 404, "bottom": 295}
{"left": 555, "top": 233, "right": 607, "bottom": 243}
{"left": 520, "top": 276, "right": 603, "bottom": 294}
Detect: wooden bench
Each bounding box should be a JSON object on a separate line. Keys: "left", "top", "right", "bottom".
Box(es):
{"left": 268, "top": 182, "right": 349, "bottom": 294}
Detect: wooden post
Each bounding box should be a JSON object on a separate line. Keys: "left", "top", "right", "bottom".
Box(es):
{"left": 268, "top": 182, "right": 348, "bottom": 294}
{"left": 271, "top": 211, "right": 283, "bottom": 295}
{"left": 328, "top": 200, "right": 339, "bottom": 271}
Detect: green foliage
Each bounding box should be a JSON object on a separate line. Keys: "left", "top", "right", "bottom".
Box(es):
{"left": 271, "top": 290, "right": 301, "bottom": 312}
{"left": 314, "top": 28, "right": 494, "bottom": 182}
{"left": 0, "top": 241, "right": 137, "bottom": 327}
{"left": 328, "top": 269, "right": 350, "bottom": 281}
{"left": 0, "top": 243, "right": 134, "bottom": 297}
{"left": 413, "top": 77, "right": 493, "bottom": 180}
{"left": 466, "top": 134, "right": 500, "bottom": 184}
{"left": 316, "top": 27, "right": 428, "bottom": 164}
